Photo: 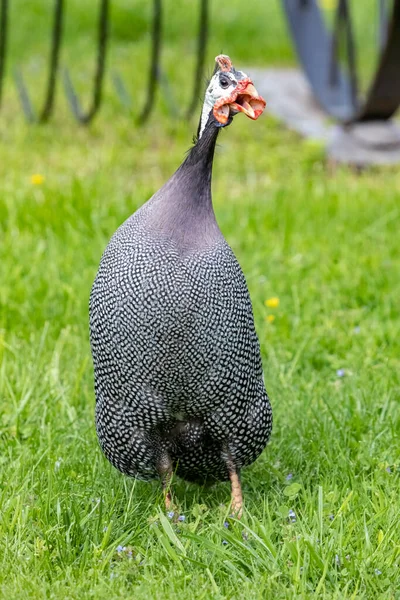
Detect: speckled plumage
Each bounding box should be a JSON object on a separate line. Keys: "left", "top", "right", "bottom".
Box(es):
{"left": 90, "top": 79, "right": 272, "bottom": 487}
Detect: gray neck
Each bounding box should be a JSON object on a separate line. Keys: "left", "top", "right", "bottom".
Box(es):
{"left": 147, "top": 118, "right": 222, "bottom": 249}
{"left": 175, "top": 117, "right": 220, "bottom": 206}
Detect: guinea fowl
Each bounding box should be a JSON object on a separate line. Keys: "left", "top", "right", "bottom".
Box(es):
{"left": 89, "top": 55, "right": 272, "bottom": 516}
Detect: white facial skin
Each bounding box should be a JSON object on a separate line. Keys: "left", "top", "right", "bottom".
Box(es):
{"left": 198, "top": 69, "right": 245, "bottom": 139}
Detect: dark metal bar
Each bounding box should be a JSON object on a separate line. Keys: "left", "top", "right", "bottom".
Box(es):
{"left": 282, "top": 0, "right": 355, "bottom": 121}
{"left": 282, "top": 0, "right": 400, "bottom": 123}
{"left": 358, "top": 0, "right": 400, "bottom": 121}
{"left": 64, "top": 0, "right": 109, "bottom": 124}
{"left": 186, "top": 0, "right": 209, "bottom": 118}
{"left": 40, "top": 0, "right": 64, "bottom": 121}
{"left": 0, "top": 0, "right": 8, "bottom": 107}
{"left": 14, "top": 0, "right": 64, "bottom": 123}
{"left": 139, "top": 0, "right": 162, "bottom": 123}
{"left": 112, "top": 0, "right": 162, "bottom": 120}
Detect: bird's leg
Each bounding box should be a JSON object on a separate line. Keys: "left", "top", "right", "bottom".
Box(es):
{"left": 156, "top": 452, "right": 173, "bottom": 512}
{"left": 226, "top": 454, "right": 243, "bottom": 519}
{"left": 164, "top": 484, "right": 172, "bottom": 511}
{"left": 229, "top": 469, "right": 243, "bottom": 518}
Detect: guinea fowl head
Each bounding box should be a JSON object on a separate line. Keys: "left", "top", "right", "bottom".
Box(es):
{"left": 198, "top": 54, "right": 266, "bottom": 139}
{"left": 155, "top": 54, "right": 266, "bottom": 245}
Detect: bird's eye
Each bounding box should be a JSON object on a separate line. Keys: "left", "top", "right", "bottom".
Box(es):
{"left": 219, "top": 76, "right": 230, "bottom": 89}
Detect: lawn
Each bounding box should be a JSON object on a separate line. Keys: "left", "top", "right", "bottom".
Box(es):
{"left": 0, "top": 1, "right": 399, "bottom": 598}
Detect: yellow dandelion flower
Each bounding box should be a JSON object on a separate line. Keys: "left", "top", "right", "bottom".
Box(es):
{"left": 31, "top": 174, "right": 45, "bottom": 185}
{"left": 266, "top": 314, "right": 275, "bottom": 323}
{"left": 265, "top": 297, "right": 279, "bottom": 308}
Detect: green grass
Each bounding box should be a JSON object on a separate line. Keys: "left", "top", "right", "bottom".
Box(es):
{"left": 0, "top": 1, "right": 399, "bottom": 598}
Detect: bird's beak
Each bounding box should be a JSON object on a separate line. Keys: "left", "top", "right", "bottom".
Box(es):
{"left": 213, "top": 78, "right": 266, "bottom": 125}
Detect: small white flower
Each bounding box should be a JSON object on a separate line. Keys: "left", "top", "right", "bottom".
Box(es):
{"left": 288, "top": 509, "right": 297, "bottom": 523}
